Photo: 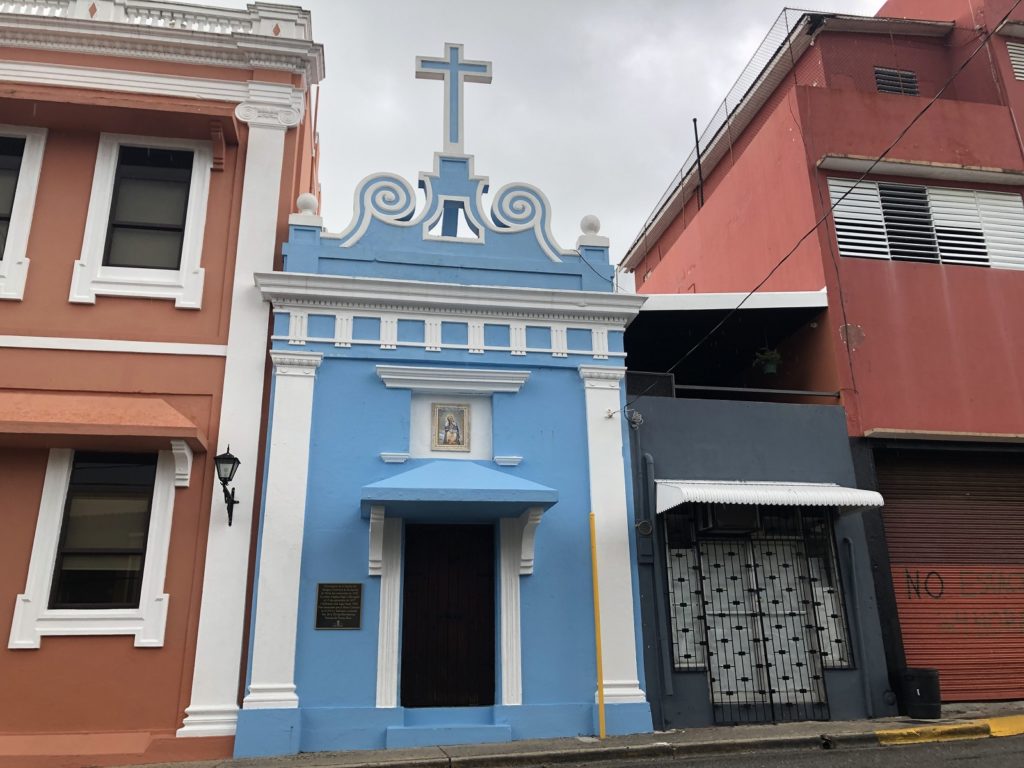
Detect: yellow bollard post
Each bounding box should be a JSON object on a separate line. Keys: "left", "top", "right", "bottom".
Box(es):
{"left": 589, "top": 512, "right": 606, "bottom": 740}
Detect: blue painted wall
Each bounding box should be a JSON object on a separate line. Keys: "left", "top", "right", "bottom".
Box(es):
{"left": 236, "top": 131, "right": 650, "bottom": 754}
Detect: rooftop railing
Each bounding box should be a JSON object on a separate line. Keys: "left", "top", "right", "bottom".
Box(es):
{"left": 0, "top": 0, "right": 313, "bottom": 40}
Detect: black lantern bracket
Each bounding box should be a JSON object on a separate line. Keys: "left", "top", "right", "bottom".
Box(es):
{"left": 214, "top": 446, "right": 241, "bottom": 526}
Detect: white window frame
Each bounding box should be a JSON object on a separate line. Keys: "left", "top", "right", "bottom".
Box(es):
{"left": 8, "top": 444, "right": 193, "bottom": 649}
{"left": 69, "top": 133, "right": 213, "bottom": 309}
{"left": 0, "top": 124, "right": 47, "bottom": 301}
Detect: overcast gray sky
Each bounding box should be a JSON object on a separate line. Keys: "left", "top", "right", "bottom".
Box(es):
{"left": 218, "top": 2, "right": 884, "bottom": 265}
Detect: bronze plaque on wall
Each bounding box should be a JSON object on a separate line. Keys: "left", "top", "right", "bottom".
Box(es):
{"left": 315, "top": 583, "right": 362, "bottom": 630}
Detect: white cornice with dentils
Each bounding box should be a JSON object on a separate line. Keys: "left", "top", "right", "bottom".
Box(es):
{"left": 254, "top": 273, "right": 647, "bottom": 326}
{"left": 0, "top": 13, "right": 324, "bottom": 82}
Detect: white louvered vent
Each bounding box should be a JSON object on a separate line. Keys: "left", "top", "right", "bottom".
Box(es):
{"left": 874, "top": 67, "right": 920, "bottom": 96}
{"left": 1008, "top": 41, "right": 1024, "bottom": 80}
{"left": 827, "top": 178, "right": 1024, "bottom": 271}
{"left": 828, "top": 179, "right": 889, "bottom": 260}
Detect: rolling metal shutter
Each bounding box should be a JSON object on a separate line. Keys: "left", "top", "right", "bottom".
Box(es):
{"left": 877, "top": 450, "right": 1024, "bottom": 701}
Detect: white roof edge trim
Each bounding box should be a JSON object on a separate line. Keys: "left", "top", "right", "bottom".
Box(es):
{"left": 655, "top": 480, "right": 884, "bottom": 513}
{"left": 819, "top": 155, "right": 1024, "bottom": 186}
{"left": 620, "top": 14, "right": 954, "bottom": 272}
{"left": 254, "top": 272, "right": 647, "bottom": 323}
{"left": 640, "top": 288, "right": 827, "bottom": 313}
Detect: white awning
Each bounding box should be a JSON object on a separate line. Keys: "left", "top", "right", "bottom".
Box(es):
{"left": 655, "top": 479, "right": 883, "bottom": 513}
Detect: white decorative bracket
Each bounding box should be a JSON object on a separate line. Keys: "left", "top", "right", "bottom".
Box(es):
{"left": 170, "top": 439, "right": 194, "bottom": 488}
{"left": 494, "top": 455, "right": 523, "bottom": 467}
{"left": 379, "top": 452, "right": 410, "bottom": 464}
{"left": 519, "top": 506, "right": 544, "bottom": 575}
{"left": 368, "top": 505, "right": 386, "bottom": 576}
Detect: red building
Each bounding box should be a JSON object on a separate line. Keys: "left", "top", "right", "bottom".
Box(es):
{"left": 0, "top": 1, "right": 322, "bottom": 764}
{"left": 623, "top": 0, "right": 1024, "bottom": 705}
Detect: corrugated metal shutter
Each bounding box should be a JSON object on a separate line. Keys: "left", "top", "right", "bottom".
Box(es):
{"left": 877, "top": 451, "right": 1024, "bottom": 701}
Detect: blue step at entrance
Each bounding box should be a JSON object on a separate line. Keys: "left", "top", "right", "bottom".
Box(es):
{"left": 385, "top": 724, "right": 512, "bottom": 748}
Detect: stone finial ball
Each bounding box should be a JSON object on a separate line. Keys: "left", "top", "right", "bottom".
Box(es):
{"left": 296, "top": 192, "right": 319, "bottom": 215}
{"left": 580, "top": 214, "right": 601, "bottom": 235}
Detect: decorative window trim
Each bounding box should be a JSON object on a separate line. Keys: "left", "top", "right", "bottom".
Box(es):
{"left": 0, "top": 125, "right": 47, "bottom": 301}
{"left": 8, "top": 444, "right": 190, "bottom": 649}
{"left": 69, "top": 133, "right": 213, "bottom": 309}
{"left": 376, "top": 365, "right": 530, "bottom": 394}
{"left": 368, "top": 506, "right": 541, "bottom": 707}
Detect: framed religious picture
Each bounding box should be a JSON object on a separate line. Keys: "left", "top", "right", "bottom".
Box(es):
{"left": 431, "top": 403, "right": 470, "bottom": 451}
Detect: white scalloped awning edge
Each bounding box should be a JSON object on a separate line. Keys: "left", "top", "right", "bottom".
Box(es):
{"left": 655, "top": 480, "right": 883, "bottom": 513}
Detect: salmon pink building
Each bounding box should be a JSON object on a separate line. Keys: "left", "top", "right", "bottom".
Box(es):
{"left": 0, "top": 1, "right": 322, "bottom": 764}
{"left": 623, "top": 0, "right": 1024, "bottom": 723}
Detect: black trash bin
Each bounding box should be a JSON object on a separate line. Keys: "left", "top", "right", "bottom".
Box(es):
{"left": 900, "top": 668, "right": 941, "bottom": 719}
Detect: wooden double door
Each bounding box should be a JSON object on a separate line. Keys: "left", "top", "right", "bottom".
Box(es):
{"left": 400, "top": 524, "right": 495, "bottom": 708}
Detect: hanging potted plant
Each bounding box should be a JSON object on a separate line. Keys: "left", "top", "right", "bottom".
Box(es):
{"left": 753, "top": 347, "right": 782, "bottom": 375}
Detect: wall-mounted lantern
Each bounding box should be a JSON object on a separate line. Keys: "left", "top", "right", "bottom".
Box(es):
{"left": 214, "top": 446, "right": 241, "bottom": 526}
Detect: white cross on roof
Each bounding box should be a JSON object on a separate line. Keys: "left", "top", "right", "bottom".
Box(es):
{"left": 416, "top": 43, "right": 492, "bottom": 154}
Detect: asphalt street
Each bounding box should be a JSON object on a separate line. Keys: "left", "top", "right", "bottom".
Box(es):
{"left": 556, "top": 735, "right": 1024, "bottom": 768}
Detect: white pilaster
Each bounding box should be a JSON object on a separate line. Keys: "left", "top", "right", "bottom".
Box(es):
{"left": 243, "top": 350, "right": 322, "bottom": 710}
{"left": 178, "top": 106, "right": 301, "bottom": 737}
{"left": 498, "top": 506, "right": 543, "bottom": 707}
{"left": 375, "top": 518, "right": 402, "bottom": 708}
{"left": 499, "top": 516, "right": 524, "bottom": 706}
{"left": 578, "top": 365, "right": 646, "bottom": 705}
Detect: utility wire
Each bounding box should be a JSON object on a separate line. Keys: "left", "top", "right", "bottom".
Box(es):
{"left": 619, "top": 0, "right": 1024, "bottom": 415}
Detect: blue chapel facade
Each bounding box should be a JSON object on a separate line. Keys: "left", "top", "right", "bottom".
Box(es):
{"left": 234, "top": 44, "right": 651, "bottom": 756}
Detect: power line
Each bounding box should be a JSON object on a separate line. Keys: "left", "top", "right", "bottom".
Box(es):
{"left": 620, "top": 0, "right": 1024, "bottom": 414}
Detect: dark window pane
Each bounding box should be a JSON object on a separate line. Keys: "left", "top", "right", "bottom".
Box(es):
{"left": 102, "top": 146, "right": 193, "bottom": 269}
{"left": 61, "top": 495, "right": 150, "bottom": 550}
{"left": 119, "top": 145, "right": 192, "bottom": 172}
{"left": 50, "top": 554, "right": 144, "bottom": 608}
{"left": 50, "top": 452, "right": 157, "bottom": 609}
{"left": 0, "top": 168, "right": 19, "bottom": 216}
{"left": 113, "top": 177, "right": 190, "bottom": 227}
{"left": 106, "top": 228, "right": 185, "bottom": 270}
{"left": 0, "top": 135, "right": 27, "bottom": 161}
{"left": 0, "top": 220, "right": 8, "bottom": 261}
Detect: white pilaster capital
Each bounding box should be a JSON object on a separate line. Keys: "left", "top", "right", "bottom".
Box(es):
{"left": 579, "top": 364, "right": 626, "bottom": 389}
{"left": 235, "top": 102, "right": 302, "bottom": 129}
{"left": 270, "top": 350, "right": 322, "bottom": 377}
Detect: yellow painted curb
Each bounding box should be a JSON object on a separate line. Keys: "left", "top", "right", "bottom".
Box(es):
{"left": 986, "top": 715, "right": 1024, "bottom": 738}
{"left": 876, "top": 721, "right": 991, "bottom": 745}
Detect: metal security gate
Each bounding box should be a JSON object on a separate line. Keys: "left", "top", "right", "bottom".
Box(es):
{"left": 878, "top": 450, "right": 1024, "bottom": 701}
{"left": 664, "top": 506, "right": 852, "bottom": 724}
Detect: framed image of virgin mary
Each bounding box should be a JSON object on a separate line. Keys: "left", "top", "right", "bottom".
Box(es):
{"left": 431, "top": 403, "right": 470, "bottom": 451}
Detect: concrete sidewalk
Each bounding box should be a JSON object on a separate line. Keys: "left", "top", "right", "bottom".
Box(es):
{"left": 132, "top": 702, "right": 1024, "bottom": 768}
